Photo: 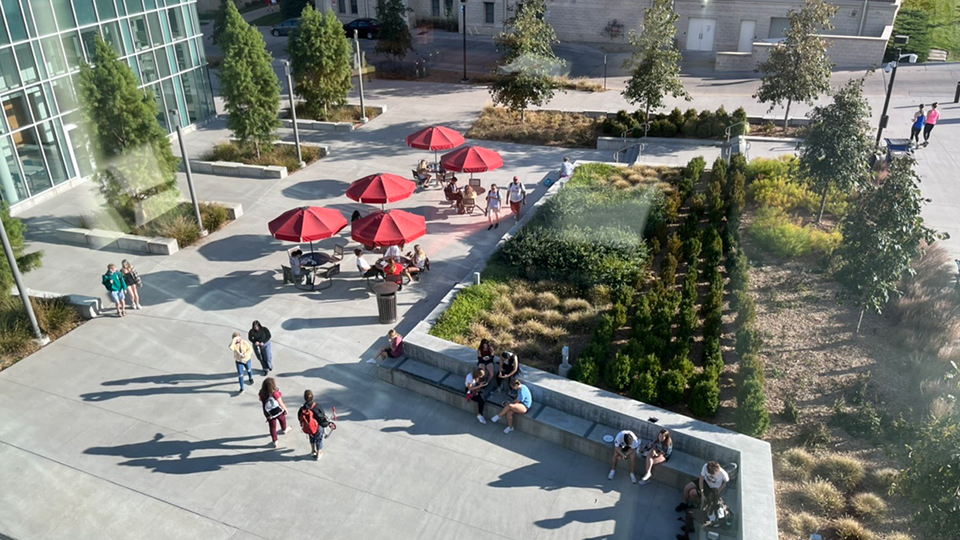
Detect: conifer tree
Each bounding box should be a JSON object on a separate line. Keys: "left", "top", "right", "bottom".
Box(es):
{"left": 289, "top": 6, "right": 353, "bottom": 119}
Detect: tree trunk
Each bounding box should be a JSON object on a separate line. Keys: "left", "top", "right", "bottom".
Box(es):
{"left": 255, "top": 141, "right": 261, "bottom": 159}
{"left": 643, "top": 102, "right": 651, "bottom": 138}
{"left": 817, "top": 191, "right": 828, "bottom": 224}
{"left": 783, "top": 99, "right": 792, "bottom": 131}
{"left": 855, "top": 308, "right": 865, "bottom": 334}
{"left": 520, "top": 108, "right": 525, "bottom": 123}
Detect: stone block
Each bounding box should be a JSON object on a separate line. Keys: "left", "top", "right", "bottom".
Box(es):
{"left": 438, "top": 372, "right": 464, "bottom": 394}
{"left": 261, "top": 166, "right": 287, "bottom": 179}
{"left": 56, "top": 228, "right": 89, "bottom": 245}
{"left": 534, "top": 405, "right": 593, "bottom": 438}
{"left": 147, "top": 237, "right": 179, "bottom": 255}
{"left": 397, "top": 359, "right": 448, "bottom": 384}
{"left": 211, "top": 162, "right": 241, "bottom": 176}
{"left": 85, "top": 229, "right": 125, "bottom": 250}
{"left": 380, "top": 355, "right": 405, "bottom": 370}
{"left": 334, "top": 122, "right": 354, "bottom": 132}
{"left": 65, "top": 294, "right": 102, "bottom": 319}
{"left": 202, "top": 201, "right": 243, "bottom": 220}
{"left": 116, "top": 235, "right": 151, "bottom": 253}
{"left": 586, "top": 423, "right": 619, "bottom": 447}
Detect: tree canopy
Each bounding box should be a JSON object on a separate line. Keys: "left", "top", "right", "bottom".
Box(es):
{"left": 288, "top": 5, "right": 353, "bottom": 119}
{"left": 622, "top": 0, "right": 689, "bottom": 136}
{"left": 754, "top": 0, "right": 837, "bottom": 129}
{"left": 375, "top": 0, "right": 414, "bottom": 60}
{"left": 798, "top": 78, "right": 872, "bottom": 222}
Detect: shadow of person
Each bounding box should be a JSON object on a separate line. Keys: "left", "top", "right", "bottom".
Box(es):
{"left": 81, "top": 372, "right": 237, "bottom": 401}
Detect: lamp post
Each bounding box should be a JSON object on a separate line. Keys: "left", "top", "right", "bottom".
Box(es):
{"left": 461, "top": 0, "right": 468, "bottom": 83}
{"left": 0, "top": 212, "right": 44, "bottom": 342}
{"left": 875, "top": 35, "right": 910, "bottom": 147}
{"left": 281, "top": 60, "right": 305, "bottom": 167}
{"left": 170, "top": 110, "right": 206, "bottom": 237}
{"left": 353, "top": 30, "right": 368, "bottom": 123}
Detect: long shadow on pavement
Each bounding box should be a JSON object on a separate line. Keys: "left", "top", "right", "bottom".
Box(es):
{"left": 80, "top": 372, "right": 237, "bottom": 401}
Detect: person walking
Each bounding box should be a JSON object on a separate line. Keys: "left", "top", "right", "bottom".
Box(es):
{"left": 229, "top": 331, "right": 255, "bottom": 393}
{"left": 248, "top": 321, "right": 273, "bottom": 375}
{"left": 608, "top": 429, "right": 640, "bottom": 483}
{"left": 910, "top": 104, "right": 926, "bottom": 147}
{"left": 298, "top": 389, "right": 329, "bottom": 460}
{"left": 101, "top": 264, "right": 128, "bottom": 317}
{"left": 491, "top": 379, "right": 532, "bottom": 434}
{"left": 120, "top": 260, "right": 142, "bottom": 310}
{"left": 465, "top": 367, "right": 489, "bottom": 424}
{"left": 258, "top": 377, "right": 288, "bottom": 448}
{"left": 485, "top": 184, "right": 502, "bottom": 230}
{"left": 923, "top": 102, "right": 940, "bottom": 146}
{"left": 506, "top": 176, "right": 526, "bottom": 222}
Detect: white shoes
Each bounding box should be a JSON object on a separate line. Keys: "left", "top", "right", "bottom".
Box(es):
{"left": 477, "top": 414, "right": 486, "bottom": 424}
{"left": 639, "top": 472, "right": 652, "bottom": 484}
{"left": 365, "top": 358, "right": 377, "bottom": 364}
{"left": 491, "top": 415, "right": 500, "bottom": 423}
{"left": 630, "top": 473, "right": 637, "bottom": 484}
{"left": 503, "top": 426, "right": 513, "bottom": 434}
{"left": 608, "top": 469, "right": 616, "bottom": 480}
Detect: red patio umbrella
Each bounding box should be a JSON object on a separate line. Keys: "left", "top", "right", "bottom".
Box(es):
{"left": 351, "top": 209, "right": 426, "bottom": 248}
{"left": 406, "top": 125, "right": 467, "bottom": 177}
{"left": 269, "top": 206, "right": 347, "bottom": 251}
{"left": 440, "top": 145, "right": 504, "bottom": 177}
{"left": 346, "top": 173, "right": 416, "bottom": 209}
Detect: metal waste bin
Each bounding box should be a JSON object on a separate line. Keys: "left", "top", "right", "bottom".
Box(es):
{"left": 376, "top": 289, "right": 397, "bottom": 324}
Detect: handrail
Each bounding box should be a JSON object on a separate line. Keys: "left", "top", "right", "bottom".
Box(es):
{"left": 725, "top": 121, "right": 749, "bottom": 144}
{"left": 614, "top": 142, "right": 645, "bottom": 164}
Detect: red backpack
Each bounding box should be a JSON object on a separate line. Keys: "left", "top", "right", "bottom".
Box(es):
{"left": 299, "top": 406, "right": 319, "bottom": 435}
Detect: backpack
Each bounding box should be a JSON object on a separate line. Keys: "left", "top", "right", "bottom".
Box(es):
{"left": 264, "top": 397, "right": 284, "bottom": 419}
{"left": 102, "top": 273, "right": 113, "bottom": 292}
{"left": 299, "top": 403, "right": 327, "bottom": 435}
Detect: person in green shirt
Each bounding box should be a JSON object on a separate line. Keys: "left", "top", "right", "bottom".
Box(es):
{"left": 101, "top": 263, "right": 128, "bottom": 317}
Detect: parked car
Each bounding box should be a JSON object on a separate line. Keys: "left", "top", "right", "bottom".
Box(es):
{"left": 344, "top": 18, "right": 381, "bottom": 39}
{"left": 271, "top": 18, "right": 300, "bottom": 37}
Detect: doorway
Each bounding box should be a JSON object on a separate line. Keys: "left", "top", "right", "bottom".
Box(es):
{"left": 686, "top": 18, "right": 717, "bottom": 51}
{"left": 738, "top": 20, "right": 756, "bottom": 52}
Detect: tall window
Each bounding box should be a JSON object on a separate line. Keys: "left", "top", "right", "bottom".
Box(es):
{"left": 350, "top": 0, "right": 358, "bottom": 14}
{"left": 484, "top": 2, "right": 495, "bottom": 24}
{"left": 338, "top": 0, "right": 346, "bottom": 13}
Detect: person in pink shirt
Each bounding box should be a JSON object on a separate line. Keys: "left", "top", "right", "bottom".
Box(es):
{"left": 923, "top": 102, "right": 940, "bottom": 146}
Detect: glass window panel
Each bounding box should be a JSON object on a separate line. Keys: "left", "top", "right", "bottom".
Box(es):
{"left": 102, "top": 21, "right": 124, "bottom": 55}
{"left": 167, "top": 6, "right": 185, "bottom": 39}
{"left": 0, "top": 11, "right": 8, "bottom": 46}
{"left": 80, "top": 27, "right": 99, "bottom": 62}
{"left": 15, "top": 43, "right": 40, "bottom": 84}
{"left": 95, "top": 0, "right": 117, "bottom": 20}
{"left": 0, "top": 135, "right": 28, "bottom": 204}
{"left": 182, "top": 6, "right": 195, "bottom": 36}
{"left": 188, "top": 38, "right": 199, "bottom": 67}
{"left": 180, "top": 69, "right": 200, "bottom": 124}
{"left": 159, "top": 8, "right": 172, "bottom": 42}
{"left": 32, "top": 42, "right": 48, "bottom": 79}
{"left": 155, "top": 44, "right": 171, "bottom": 78}
{"left": 40, "top": 37, "right": 67, "bottom": 77}
{"left": 4, "top": 91, "right": 32, "bottom": 131}
{"left": 73, "top": 0, "right": 98, "bottom": 26}
{"left": 161, "top": 78, "right": 177, "bottom": 128}
{"left": 138, "top": 51, "right": 157, "bottom": 82}
{"left": 24, "top": 84, "right": 53, "bottom": 122}
{"left": 125, "top": 0, "right": 144, "bottom": 15}
{"left": 30, "top": 0, "right": 59, "bottom": 37}
{"left": 21, "top": 0, "right": 38, "bottom": 39}
{"left": 0, "top": 47, "right": 20, "bottom": 92}
{"left": 195, "top": 37, "right": 206, "bottom": 64}
{"left": 36, "top": 120, "right": 69, "bottom": 183}
{"left": 120, "top": 19, "right": 134, "bottom": 55}
{"left": 173, "top": 41, "right": 189, "bottom": 71}
{"left": 116, "top": 0, "right": 127, "bottom": 16}
{"left": 64, "top": 123, "right": 93, "bottom": 178}
{"left": 15, "top": 128, "right": 53, "bottom": 196}
{"left": 144, "top": 0, "right": 158, "bottom": 10}
{"left": 52, "top": 0, "right": 77, "bottom": 30}
{"left": 350, "top": 0, "right": 358, "bottom": 14}
{"left": 128, "top": 55, "right": 141, "bottom": 81}
{"left": 173, "top": 74, "right": 187, "bottom": 121}
{"left": 130, "top": 16, "right": 150, "bottom": 50}
{"left": 61, "top": 31, "right": 82, "bottom": 69}
{"left": 1, "top": 0, "right": 28, "bottom": 42}
{"left": 147, "top": 83, "right": 167, "bottom": 131}
{"left": 51, "top": 77, "right": 77, "bottom": 112}
{"left": 201, "top": 66, "right": 215, "bottom": 117}
{"left": 147, "top": 12, "right": 164, "bottom": 47}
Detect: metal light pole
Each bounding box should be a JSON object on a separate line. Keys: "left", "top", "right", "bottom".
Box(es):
{"left": 353, "top": 30, "right": 368, "bottom": 123}
{"left": 0, "top": 213, "right": 45, "bottom": 341}
{"left": 460, "top": 0, "right": 468, "bottom": 83}
{"left": 875, "top": 35, "right": 909, "bottom": 147}
{"left": 282, "top": 60, "right": 305, "bottom": 166}
{"left": 170, "top": 110, "right": 206, "bottom": 237}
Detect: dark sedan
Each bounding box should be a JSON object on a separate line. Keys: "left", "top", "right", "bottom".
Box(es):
{"left": 344, "top": 18, "right": 381, "bottom": 39}
{"left": 270, "top": 18, "right": 300, "bottom": 37}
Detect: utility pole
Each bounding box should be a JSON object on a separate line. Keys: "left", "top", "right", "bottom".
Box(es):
{"left": 354, "top": 30, "right": 368, "bottom": 123}
{"left": 461, "top": 0, "right": 468, "bottom": 83}
{"left": 170, "top": 110, "right": 206, "bottom": 237}
{"left": 0, "top": 212, "right": 45, "bottom": 342}
{"left": 282, "top": 60, "right": 305, "bottom": 167}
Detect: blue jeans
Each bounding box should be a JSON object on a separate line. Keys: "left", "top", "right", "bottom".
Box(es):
{"left": 309, "top": 426, "right": 325, "bottom": 451}
{"left": 253, "top": 341, "right": 273, "bottom": 372}
{"left": 236, "top": 361, "right": 254, "bottom": 390}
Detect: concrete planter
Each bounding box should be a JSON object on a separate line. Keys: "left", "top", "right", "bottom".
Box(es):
{"left": 13, "top": 288, "right": 103, "bottom": 320}
{"left": 186, "top": 160, "right": 287, "bottom": 179}
{"left": 280, "top": 103, "right": 387, "bottom": 132}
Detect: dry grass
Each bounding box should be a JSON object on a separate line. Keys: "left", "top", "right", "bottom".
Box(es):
{"left": 778, "top": 448, "right": 816, "bottom": 481}
{"left": 868, "top": 468, "right": 899, "bottom": 493}
{"left": 467, "top": 106, "right": 601, "bottom": 148}
{"left": 784, "top": 512, "right": 822, "bottom": 537}
{"left": 884, "top": 533, "right": 914, "bottom": 540}
{"left": 815, "top": 454, "right": 866, "bottom": 491}
{"left": 799, "top": 479, "right": 845, "bottom": 516}
{"left": 833, "top": 517, "right": 876, "bottom": 540}
{"left": 0, "top": 296, "right": 83, "bottom": 371}
{"left": 553, "top": 75, "right": 605, "bottom": 92}
{"left": 887, "top": 243, "right": 960, "bottom": 355}
{"left": 203, "top": 141, "right": 324, "bottom": 171}
{"left": 850, "top": 493, "right": 888, "bottom": 521}
{"left": 292, "top": 103, "right": 381, "bottom": 124}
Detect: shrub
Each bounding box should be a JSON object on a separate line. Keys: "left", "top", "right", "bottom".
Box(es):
{"left": 605, "top": 352, "right": 634, "bottom": 391}
{"left": 668, "top": 233, "right": 683, "bottom": 259}
{"left": 779, "top": 448, "right": 816, "bottom": 480}
{"left": 534, "top": 291, "right": 561, "bottom": 310}
{"left": 561, "top": 297, "right": 592, "bottom": 313}
{"left": 703, "top": 340, "right": 724, "bottom": 380}
{"left": 658, "top": 369, "right": 687, "bottom": 405}
{"left": 199, "top": 203, "right": 230, "bottom": 232}
{"left": 782, "top": 396, "right": 800, "bottom": 423}
{"left": 712, "top": 156, "right": 728, "bottom": 187}
{"left": 734, "top": 290, "right": 756, "bottom": 328}
{"left": 570, "top": 355, "right": 600, "bottom": 385}
{"left": 735, "top": 325, "right": 759, "bottom": 357}
{"left": 727, "top": 249, "right": 749, "bottom": 292}
{"left": 681, "top": 118, "right": 699, "bottom": 137}
{"left": 833, "top": 517, "right": 875, "bottom": 540}
{"left": 685, "top": 156, "right": 706, "bottom": 180}
{"left": 798, "top": 422, "right": 832, "bottom": 447}
{"left": 630, "top": 371, "right": 658, "bottom": 403}
{"left": 701, "top": 228, "right": 723, "bottom": 267}
{"left": 667, "top": 352, "right": 696, "bottom": 380}
{"left": 689, "top": 378, "right": 720, "bottom": 416}
{"left": 868, "top": 468, "right": 898, "bottom": 493}
{"left": 744, "top": 155, "right": 797, "bottom": 183}
{"left": 888, "top": 243, "right": 960, "bottom": 354}
{"left": 800, "top": 479, "right": 846, "bottom": 515}
{"left": 735, "top": 377, "right": 770, "bottom": 436}
{"left": 884, "top": 534, "right": 914, "bottom": 540}
{"left": 851, "top": 493, "right": 887, "bottom": 521}
{"left": 431, "top": 282, "right": 498, "bottom": 341}
{"left": 784, "top": 512, "right": 821, "bottom": 537}
{"left": 146, "top": 213, "right": 201, "bottom": 247}
{"left": 660, "top": 120, "right": 678, "bottom": 138}
{"left": 815, "top": 455, "right": 866, "bottom": 491}
{"left": 684, "top": 236, "right": 702, "bottom": 263}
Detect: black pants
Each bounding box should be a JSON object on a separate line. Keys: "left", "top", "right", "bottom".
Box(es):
{"left": 362, "top": 267, "right": 383, "bottom": 278}
{"left": 910, "top": 126, "right": 922, "bottom": 143}
{"left": 469, "top": 392, "right": 485, "bottom": 414}
{"left": 923, "top": 123, "right": 935, "bottom": 142}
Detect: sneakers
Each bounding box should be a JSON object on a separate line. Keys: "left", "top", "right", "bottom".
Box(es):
{"left": 494, "top": 223, "right": 499, "bottom": 229}
{"left": 315, "top": 450, "right": 323, "bottom": 460}
{"left": 487, "top": 224, "right": 493, "bottom": 230}
{"left": 365, "top": 358, "right": 377, "bottom": 364}
{"left": 503, "top": 426, "right": 513, "bottom": 434}
{"left": 608, "top": 469, "right": 616, "bottom": 480}
{"left": 675, "top": 502, "right": 688, "bottom": 512}
{"left": 278, "top": 429, "right": 286, "bottom": 436}
{"left": 476, "top": 414, "right": 486, "bottom": 424}
{"left": 630, "top": 473, "right": 637, "bottom": 484}
{"left": 491, "top": 415, "right": 500, "bottom": 423}
{"left": 640, "top": 472, "right": 652, "bottom": 483}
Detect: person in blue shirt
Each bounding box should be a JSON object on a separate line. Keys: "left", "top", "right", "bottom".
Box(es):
{"left": 910, "top": 104, "right": 926, "bottom": 147}
{"left": 491, "top": 379, "right": 532, "bottom": 434}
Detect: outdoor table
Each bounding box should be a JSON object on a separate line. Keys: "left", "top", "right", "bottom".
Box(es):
{"left": 300, "top": 252, "right": 333, "bottom": 267}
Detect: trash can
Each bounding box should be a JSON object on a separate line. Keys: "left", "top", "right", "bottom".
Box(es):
{"left": 376, "top": 290, "right": 397, "bottom": 324}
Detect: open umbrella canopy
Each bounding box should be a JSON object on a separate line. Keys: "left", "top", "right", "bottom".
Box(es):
{"left": 346, "top": 173, "right": 416, "bottom": 205}
{"left": 268, "top": 207, "right": 347, "bottom": 242}
{"left": 405, "top": 125, "right": 466, "bottom": 151}
{"left": 351, "top": 210, "right": 426, "bottom": 248}
{"left": 440, "top": 145, "right": 504, "bottom": 174}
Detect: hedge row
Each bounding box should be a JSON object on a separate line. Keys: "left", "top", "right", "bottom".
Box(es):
{"left": 601, "top": 106, "right": 749, "bottom": 140}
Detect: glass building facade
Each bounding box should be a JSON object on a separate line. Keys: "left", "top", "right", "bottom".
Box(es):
{"left": 0, "top": 0, "right": 216, "bottom": 207}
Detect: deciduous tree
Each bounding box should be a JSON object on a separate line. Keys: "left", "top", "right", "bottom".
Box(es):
{"left": 288, "top": 5, "right": 353, "bottom": 119}
{"left": 622, "top": 0, "right": 689, "bottom": 137}
{"left": 754, "top": 0, "right": 837, "bottom": 129}
{"left": 375, "top": 0, "right": 414, "bottom": 60}
{"left": 799, "top": 78, "right": 873, "bottom": 223}
{"left": 898, "top": 415, "right": 960, "bottom": 537}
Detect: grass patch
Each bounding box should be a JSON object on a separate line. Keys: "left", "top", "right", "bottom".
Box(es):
{"left": 779, "top": 448, "right": 816, "bottom": 481}
{"left": 850, "top": 493, "right": 888, "bottom": 521}
{"left": 0, "top": 296, "right": 82, "bottom": 371}
{"left": 430, "top": 281, "right": 501, "bottom": 342}
{"left": 201, "top": 142, "right": 324, "bottom": 172}
{"left": 815, "top": 454, "right": 866, "bottom": 492}
{"left": 249, "top": 11, "right": 285, "bottom": 27}
{"left": 82, "top": 202, "right": 234, "bottom": 248}
{"left": 784, "top": 512, "right": 822, "bottom": 537}
{"left": 291, "top": 104, "right": 381, "bottom": 124}
{"left": 553, "top": 76, "right": 604, "bottom": 92}
{"left": 748, "top": 207, "right": 841, "bottom": 259}
{"left": 467, "top": 106, "right": 601, "bottom": 148}
{"left": 799, "top": 479, "right": 846, "bottom": 515}
{"left": 833, "top": 517, "right": 875, "bottom": 540}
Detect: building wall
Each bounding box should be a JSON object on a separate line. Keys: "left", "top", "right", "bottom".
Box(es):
{"left": 0, "top": 0, "right": 217, "bottom": 209}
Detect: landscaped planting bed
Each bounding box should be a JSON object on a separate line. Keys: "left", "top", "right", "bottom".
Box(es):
{"left": 202, "top": 142, "right": 324, "bottom": 172}
{"left": 290, "top": 104, "right": 381, "bottom": 125}
{"left": 467, "top": 106, "right": 602, "bottom": 148}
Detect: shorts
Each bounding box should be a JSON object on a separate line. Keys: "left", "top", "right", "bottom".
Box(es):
{"left": 309, "top": 428, "right": 325, "bottom": 450}
{"left": 387, "top": 349, "right": 401, "bottom": 358}
{"left": 510, "top": 201, "right": 522, "bottom": 214}
{"left": 110, "top": 290, "right": 125, "bottom": 304}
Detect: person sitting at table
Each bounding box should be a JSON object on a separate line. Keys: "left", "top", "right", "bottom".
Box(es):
{"left": 288, "top": 249, "right": 304, "bottom": 282}
{"left": 463, "top": 184, "right": 477, "bottom": 206}
{"left": 383, "top": 258, "right": 413, "bottom": 290}
{"left": 384, "top": 244, "right": 402, "bottom": 261}
{"left": 355, "top": 248, "right": 383, "bottom": 279}
{"left": 405, "top": 244, "right": 429, "bottom": 280}
{"left": 444, "top": 178, "right": 464, "bottom": 213}
{"left": 416, "top": 159, "right": 432, "bottom": 186}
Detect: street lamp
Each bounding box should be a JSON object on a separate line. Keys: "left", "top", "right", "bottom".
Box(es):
{"left": 353, "top": 30, "right": 368, "bottom": 124}
{"left": 281, "top": 60, "right": 305, "bottom": 167}
{"left": 461, "top": 0, "right": 468, "bottom": 83}
{"left": 0, "top": 213, "right": 45, "bottom": 343}
{"left": 875, "top": 35, "right": 915, "bottom": 147}
{"left": 169, "top": 109, "right": 206, "bottom": 237}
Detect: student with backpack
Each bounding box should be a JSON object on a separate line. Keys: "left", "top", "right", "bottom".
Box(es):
{"left": 101, "top": 263, "right": 128, "bottom": 317}
{"left": 258, "top": 378, "right": 288, "bottom": 447}
{"left": 299, "top": 390, "right": 329, "bottom": 460}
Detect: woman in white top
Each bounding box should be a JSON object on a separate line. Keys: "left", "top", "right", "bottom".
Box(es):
{"left": 405, "top": 245, "right": 429, "bottom": 281}
{"left": 485, "top": 184, "right": 502, "bottom": 230}
{"left": 608, "top": 430, "right": 640, "bottom": 483}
